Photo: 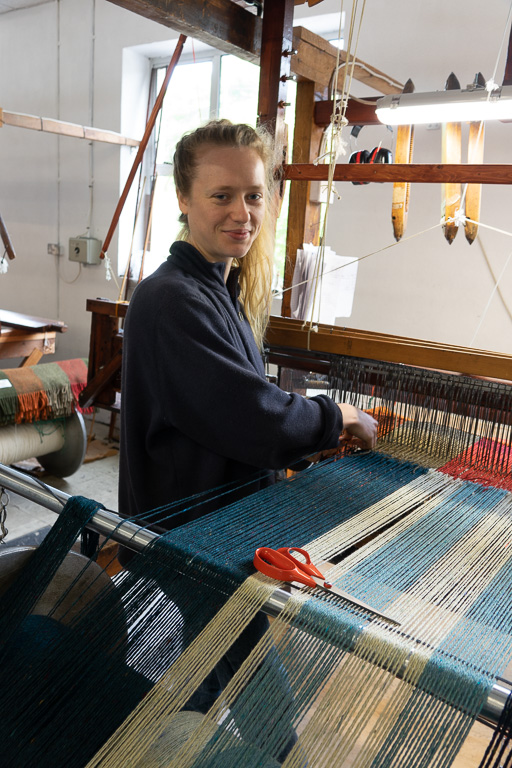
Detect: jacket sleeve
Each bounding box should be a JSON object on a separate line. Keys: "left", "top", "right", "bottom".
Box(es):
{"left": 129, "top": 280, "right": 344, "bottom": 471}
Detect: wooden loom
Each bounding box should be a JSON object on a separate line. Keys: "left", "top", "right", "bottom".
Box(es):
{"left": 10, "top": 0, "right": 510, "bottom": 765}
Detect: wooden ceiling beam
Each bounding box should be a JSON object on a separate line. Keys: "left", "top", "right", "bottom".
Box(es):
{"left": 106, "top": 0, "right": 262, "bottom": 63}
{"left": 106, "top": 2, "right": 401, "bottom": 94}
{"left": 291, "top": 26, "right": 403, "bottom": 93}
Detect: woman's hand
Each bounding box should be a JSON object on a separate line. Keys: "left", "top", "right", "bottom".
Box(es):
{"left": 337, "top": 404, "right": 378, "bottom": 450}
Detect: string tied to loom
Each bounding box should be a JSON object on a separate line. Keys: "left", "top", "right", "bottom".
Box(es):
{"left": 485, "top": 77, "right": 500, "bottom": 93}
{"left": 442, "top": 209, "right": 468, "bottom": 228}
{"left": 104, "top": 252, "right": 113, "bottom": 281}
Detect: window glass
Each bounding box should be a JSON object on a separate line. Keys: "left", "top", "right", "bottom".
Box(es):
{"left": 139, "top": 53, "right": 296, "bottom": 287}
{"left": 147, "top": 60, "right": 213, "bottom": 274}
{"left": 219, "top": 54, "right": 260, "bottom": 126}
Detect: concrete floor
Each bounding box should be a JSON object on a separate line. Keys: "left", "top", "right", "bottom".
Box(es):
{"left": 0, "top": 415, "right": 119, "bottom": 548}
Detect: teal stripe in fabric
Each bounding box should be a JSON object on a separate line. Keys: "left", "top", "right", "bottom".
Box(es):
{"left": 336, "top": 482, "right": 508, "bottom": 608}
{"left": 160, "top": 453, "right": 427, "bottom": 581}
{"left": 0, "top": 495, "right": 102, "bottom": 652}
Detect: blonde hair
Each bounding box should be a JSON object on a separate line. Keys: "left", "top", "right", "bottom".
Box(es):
{"left": 173, "top": 120, "right": 277, "bottom": 349}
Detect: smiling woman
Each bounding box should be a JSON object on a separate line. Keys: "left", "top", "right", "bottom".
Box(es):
{"left": 118, "top": 119, "right": 377, "bottom": 733}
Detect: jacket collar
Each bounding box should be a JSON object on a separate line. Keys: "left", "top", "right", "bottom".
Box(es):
{"left": 168, "top": 241, "right": 241, "bottom": 300}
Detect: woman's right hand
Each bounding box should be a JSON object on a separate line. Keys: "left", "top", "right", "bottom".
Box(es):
{"left": 337, "top": 404, "right": 378, "bottom": 450}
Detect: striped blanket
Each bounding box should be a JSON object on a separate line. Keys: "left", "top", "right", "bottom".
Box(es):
{"left": 0, "top": 359, "right": 90, "bottom": 426}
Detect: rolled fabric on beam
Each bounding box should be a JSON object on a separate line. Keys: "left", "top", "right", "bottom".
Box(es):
{"left": 0, "top": 413, "right": 86, "bottom": 477}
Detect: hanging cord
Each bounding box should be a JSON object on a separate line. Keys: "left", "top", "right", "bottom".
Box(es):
{"left": 277, "top": 221, "right": 440, "bottom": 300}
{"left": 137, "top": 99, "right": 164, "bottom": 285}
{"left": 86, "top": 0, "right": 96, "bottom": 240}
{"left": 475, "top": 233, "right": 512, "bottom": 325}
{"left": 470, "top": 246, "right": 512, "bottom": 347}
{"left": 117, "top": 176, "right": 146, "bottom": 302}
{"left": 118, "top": 65, "right": 156, "bottom": 300}
{"left": 304, "top": 0, "right": 367, "bottom": 330}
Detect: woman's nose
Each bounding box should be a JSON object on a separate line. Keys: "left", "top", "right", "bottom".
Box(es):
{"left": 230, "top": 198, "right": 250, "bottom": 222}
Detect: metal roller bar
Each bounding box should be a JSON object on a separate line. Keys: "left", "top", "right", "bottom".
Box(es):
{"left": 0, "top": 462, "right": 509, "bottom": 727}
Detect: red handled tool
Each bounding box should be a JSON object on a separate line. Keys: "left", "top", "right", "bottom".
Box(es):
{"left": 254, "top": 546, "right": 400, "bottom": 626}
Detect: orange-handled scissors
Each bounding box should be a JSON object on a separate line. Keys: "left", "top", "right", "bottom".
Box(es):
{"left": 254, "top": 546, "right": 400, "bottom": 626}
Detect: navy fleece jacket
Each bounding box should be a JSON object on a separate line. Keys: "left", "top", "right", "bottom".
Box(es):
{"left": 119, "top": 242, "right": 344, "bottom": 529}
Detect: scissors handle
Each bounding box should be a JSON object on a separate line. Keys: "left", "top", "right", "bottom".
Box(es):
{"left": 254, "top": 547, "right": 317, "bottom": 588}
{"left": 276, "top": 547, "right": 325, "bottom": 580}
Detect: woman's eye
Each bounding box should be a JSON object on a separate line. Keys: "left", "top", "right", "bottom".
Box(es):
{"left": 248, "top": 194, "right": 263, "bottom": 201}
{"left": 213, "top": 194, "right": 228, "bottom": 201}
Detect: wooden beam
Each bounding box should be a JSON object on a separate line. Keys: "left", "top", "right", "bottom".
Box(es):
{"left": 0, "top": 328, "right": 56, "bottom": 360}
{"left": 283, "top": 163, "right": 512, "bottom": 185}
{"left": 1, "top": 109, "right": 139, "bottom": 147}
{"left": 291, "top": 26, "right": 403, "bottom": 93}
{"left": 20, "top": 348, "right": 44, "bottom": 367}
{"left": 79, "top": 348, "right": 123, "bottom": 409}
{"left": 314, "top": 97, "right": 380, "bottom": 127}
{"left": 106, "top": 0, "right": 262, "bottom": 63}
{"left": 257, "top": 0, "right": 294, "bottom": 139}
{"left": 85, "top": 298, "right": 128, "bottom": 319}
{"left": 105, "top": 4, "right": 401, "bottom": 95}
{"left": 266, "top": 316, "right": 512, "bottom": 381}
{"left": 282, "top": 79, "right": 323, "bottom": 317}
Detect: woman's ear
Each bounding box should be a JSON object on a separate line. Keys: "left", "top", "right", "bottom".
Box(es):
{"left": 177, "top": 191, "right": 189, "bottom": 215}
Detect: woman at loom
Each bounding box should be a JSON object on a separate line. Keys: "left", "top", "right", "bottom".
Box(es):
{"left": 118, "top": 119, "right": 377, "bottom": 744}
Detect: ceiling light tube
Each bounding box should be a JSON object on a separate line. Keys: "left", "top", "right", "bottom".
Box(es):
{"left": 376, "top": 85, "right": 512, "bottom": 125}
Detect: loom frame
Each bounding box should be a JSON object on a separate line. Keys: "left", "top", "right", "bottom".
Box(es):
{"left": 0, "top": 459, "right": 509, "bottom": 731}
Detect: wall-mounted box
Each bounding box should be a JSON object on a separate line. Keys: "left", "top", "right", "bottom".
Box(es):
{"left": 69, "top": 237, "right": 102, "bottom": 265}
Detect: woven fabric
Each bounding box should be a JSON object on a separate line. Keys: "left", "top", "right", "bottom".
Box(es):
{"left": 0, "top": 370, "right": 17, "bottom": 426}
{"left": 57, "top": 358, "right": 93, "bottom": 413}
{"left": 4, "top": 366, "right": 49, "bottom": 423}
{"left": 0, "top": 359, "right": 88, "bottom": 426}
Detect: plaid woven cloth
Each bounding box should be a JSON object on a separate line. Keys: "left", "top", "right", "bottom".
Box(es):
{"left": 0, "top": 359, "right": 90, "bottom": 426}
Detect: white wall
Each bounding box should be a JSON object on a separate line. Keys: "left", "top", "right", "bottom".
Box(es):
{"left": 1, "top": 0, "right": 511, "bottom": 363}
{"left": 0, "top": 0, "right": 173, "bottom": 362}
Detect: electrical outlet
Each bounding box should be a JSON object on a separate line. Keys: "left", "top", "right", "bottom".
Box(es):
{"left": 69, "top": 237, "right": 102, "bottom": 265}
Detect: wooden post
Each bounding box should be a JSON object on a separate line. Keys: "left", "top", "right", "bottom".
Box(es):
{"left": 281, "top": 80, "right": 324, "bottom": 318}
{"left": 256, "top": 0, "right": 294, "bottom": 142}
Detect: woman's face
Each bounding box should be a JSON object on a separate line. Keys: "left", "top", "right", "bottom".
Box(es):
{"left": 177, "top": 144, "right": 266, "bottom": 268}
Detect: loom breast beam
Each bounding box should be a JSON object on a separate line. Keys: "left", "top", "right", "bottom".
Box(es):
{"left": 465, "top": 73, "right": 486, "bottom": 245}
{"left": 392, "top": 78, "right": 414, "bottom": 242}
{"left": 0, "top": 460, "right": 509, "bottom": 730}
{"left": 442, "top": 73, "right": 462, "bottom": 244}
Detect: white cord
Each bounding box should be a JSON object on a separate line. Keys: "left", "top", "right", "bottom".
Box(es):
{"left": 470, "top": 248, "right": 512, "bottom": 346}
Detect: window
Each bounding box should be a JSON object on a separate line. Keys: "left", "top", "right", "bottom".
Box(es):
{"left": 124, "top": 44, "right": 296, "bottom": 287}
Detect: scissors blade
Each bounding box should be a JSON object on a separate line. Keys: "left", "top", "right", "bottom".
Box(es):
{"left": 310, "top": 576, "right": 400, "bottom": 626}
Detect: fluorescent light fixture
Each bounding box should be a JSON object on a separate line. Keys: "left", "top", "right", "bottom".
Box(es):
{"left": 376, "top": 84, "right": 512, "bottom": 125}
